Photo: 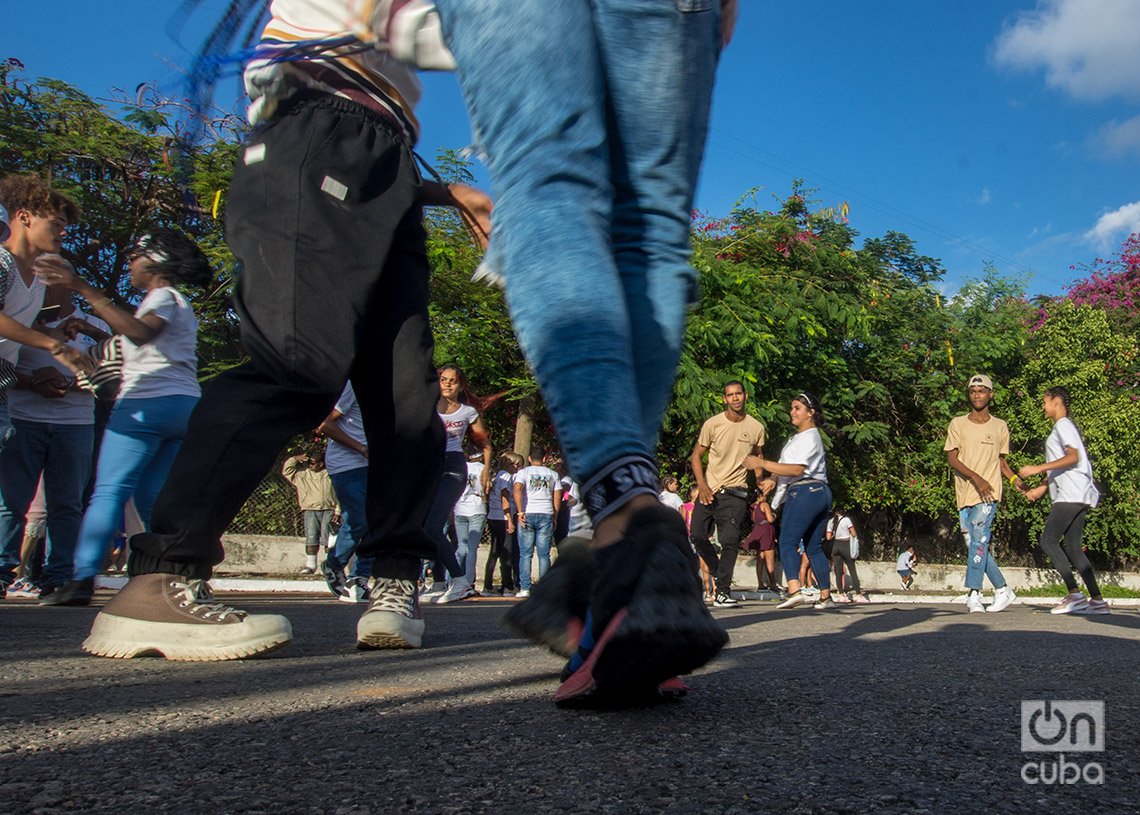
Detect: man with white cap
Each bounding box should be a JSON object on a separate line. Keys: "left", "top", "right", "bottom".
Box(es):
{"left": 944, "top": 374, "right": 1021, "bottom": 613}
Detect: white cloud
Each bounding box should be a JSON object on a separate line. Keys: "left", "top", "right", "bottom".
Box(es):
{"left": 993, "top": 0, "right": 1140, "bottom": 101}
{"left": 1089, "top": 115, "right": 1140, "bottom": 158}
{"left": 977, "top": 187, "right": 993, "bottom": 206}
{"left": 1085, "top": 201, "right": 1140, "bottom": 248}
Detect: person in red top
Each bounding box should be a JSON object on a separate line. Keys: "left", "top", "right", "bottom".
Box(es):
{"left": 741, "top": 496, "right": 779, "bottom": 596}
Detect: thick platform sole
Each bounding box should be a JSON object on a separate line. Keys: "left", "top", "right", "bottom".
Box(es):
{"left": 82, "top": 612, "right": 292, "bottom": 661}
{"left": 356, "top": 611, "right": 424, "bottom": 650}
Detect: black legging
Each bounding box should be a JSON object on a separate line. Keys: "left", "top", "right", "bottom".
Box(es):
{"left": 484, "top": 518, "right": 518, "bottom": 591}
{"left": 830, "top": 539, "right": 861, "bottom": 593}
{"left": 1039, "top": 502, "right": 1100, "bottom": 597}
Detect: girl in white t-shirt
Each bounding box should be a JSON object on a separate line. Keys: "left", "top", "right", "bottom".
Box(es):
{"left": 747, "top": 392, "right": 834, "bottom": 610}
{"left": 1017, "top": 386, "right": 1107, "bottom": 614}
{"left": 425, "top": 364, "right": 493, "bottom": 602}
{"left": 36, "top": 230, "right": 211, "bottom": 604}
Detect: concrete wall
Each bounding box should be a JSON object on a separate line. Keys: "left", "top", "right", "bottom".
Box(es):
{"left": 217, "top": 535, "right": 1140, "bottom": 591}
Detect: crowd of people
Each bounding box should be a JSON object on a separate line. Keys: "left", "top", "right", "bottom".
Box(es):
{"left": 0, "top": 0, "right": 1114, "bottom": 712}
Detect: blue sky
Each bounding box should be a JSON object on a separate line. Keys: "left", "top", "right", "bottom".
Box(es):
{"left": 5, "top": 1, "right": 1139, "bottom": 296}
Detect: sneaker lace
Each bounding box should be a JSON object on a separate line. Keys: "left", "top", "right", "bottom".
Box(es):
{"left": 172, "top": 579, "right": 248, "bottom": 621}
{"left": 369, "top": 578, "right": 418, "bottom": 616}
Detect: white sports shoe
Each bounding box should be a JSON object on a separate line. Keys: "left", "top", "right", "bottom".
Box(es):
{"left": 967, "top": 592, "right": 986, "bottom": 613}
{"left": 987, "top": 585, "right": 1016, "bottom": 613}
{"left": 1050, "top": 591, "right": 1088, "bottom": 615}
{"left": 435, "top": 578, "right": 476, "bottom": 604}
{"left": 339, "top": 578, "right": 370, "bottom": 604}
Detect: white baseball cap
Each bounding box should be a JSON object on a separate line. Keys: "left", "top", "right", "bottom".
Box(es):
{"left": 0, "top": 204, "right": 10, "bottom": 242}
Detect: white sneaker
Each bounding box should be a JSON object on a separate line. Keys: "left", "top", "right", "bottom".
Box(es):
{"left": 356, "top": 578, "right": 424, "bottom": 649}
{"left": 339, "top": 578, "right": 370, "bottom": 604}
{"left": 514, "top": 588, "right": 531, "bottom": 599}
{"left": 776, "top": 592, "right": 808, "bottom": 610}
{"left": 967, "top": 592, "right": 986, "bottom": 613}
{"left": 421, "top": 581, "right": 447, "bottom": 598}
{"left": 1050, "top": 591, "right": 1088, "bottom": 615}
{"left": 1078, "top": 598, "right": 1109, "bottom": 615}
{"left": 987, "top": 586, "right": 1016, "bottom": 613}
{"left": 802, "top": 586, "right": 821, "bottom": 601}
{"left": 435, "top": 578, "right": 476, "bottom": 604}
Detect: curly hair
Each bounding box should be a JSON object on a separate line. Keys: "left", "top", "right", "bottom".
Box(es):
{"left": 132, "top": 228, "right": 214, "bottom": 288}
{"left": 0, "top": 175, "right": 80, "bottom": 223}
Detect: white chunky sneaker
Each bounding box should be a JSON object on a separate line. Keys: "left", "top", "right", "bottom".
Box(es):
{"left": 987, "top": 586, "right": 1016, "bottom": 613}
{"left": 83, "top": 574, "right": 292, "bottom": 661}
{"left": 1050, "top": 591, "right": 1088, "bottom": 615}
{"left": 357, "top": 578, "right": 424, "bottom": 649}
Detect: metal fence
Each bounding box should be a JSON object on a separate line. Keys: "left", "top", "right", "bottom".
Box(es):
{"left": 228, "top": 472, "right": 306, "bottom": 537}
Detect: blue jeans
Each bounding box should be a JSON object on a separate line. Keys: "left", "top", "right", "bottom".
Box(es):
{"left": 0, "top": 402, "right": 12, "bottom": 451}
{"left": 777, "top": 481, "right": 833, "bottom": 591}
{"left": 72, "top": 395, "right": 197, "bottom": 581}
{"left": 425, "top": 451, "right": 467, "bottom": 578}
{"left": 435, "top": 0, "right": 721, "bottom": 486}
{"left": 959, "top": 502, "right": 1006, "bottom": 591}
{"left": 0, "top": 419, "right": 94, "bottom": 586}
{"left": 518, "top": 512, "right": 554, "bottom": 590}
{"left": 329, "top": 467, "right": 372, "bottom": 580}
{"left": 454, "top": 512, "right": 486, "bottom": 585}
{"left": 303, "top": 509, "right": 333, "bottom": 549}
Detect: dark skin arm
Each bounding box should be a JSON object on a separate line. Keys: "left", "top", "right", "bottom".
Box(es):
{"left": 317, "top": 410, "right": 367, "bottom": 458}
{"left": 947, "top": 449, "right": 1022, "bottom": 501}
{"left": 513, "top": 482, "right": 526, "bottom": 528}
{"left": 690, "top": 442, "right": 714, "bottom": 505}
{"left": 419, "top": 182, "right": 493, "bottom": 249}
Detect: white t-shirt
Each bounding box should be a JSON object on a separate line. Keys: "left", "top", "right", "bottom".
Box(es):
{"left": 771, "top": 427, "right": 828, "bottom": 509}
{"left": 439, "top": 403, "right": 479, "bottom": 453}
{"left": 897, "top": 551, "right": 916, "bottom": 571}
{"left": 563, "top": 477, "right": 591, "bottom": 536}
{"left": 454, "top": 460, "right": 487, "bottom": 517}
{"left": 8, "top": 312, "right": 109, "bottom": 425}
{"left": 829, "top": 515, "right": 855, "bottom": 541}
{"left": 117, "top": 287, "right": 200, "bottom": 400}
{"left": 514, "top": 465, "right": 561, "bottom": 515}
{"left": 0, "top": 248, "right": 46, "bottom": 366}
{"left": 1045, "top": 417, "right": 1099, "bottom": 507}
{"left": 659, "top": 491, "right": 684, "bottom": 511}
{"left": 324, "top": 382, "right": 368, "bottom": 475}
{"left": 487, "top": 469, "right": 515, "bottom": 521}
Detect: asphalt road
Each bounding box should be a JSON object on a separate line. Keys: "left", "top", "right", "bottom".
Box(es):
{"left": 2, "top": 594, "right": 1138, "bottom": 814}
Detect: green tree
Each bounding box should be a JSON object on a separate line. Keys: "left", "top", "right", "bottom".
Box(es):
{"left": 0, "top": 59, "right": 246, "bottom": 379}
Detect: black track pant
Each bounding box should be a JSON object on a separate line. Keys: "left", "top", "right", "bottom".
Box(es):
{"left": 130, "top": 93, "right": 443, "bottom": 582}
{"left": 1039, "top": 502, "right": 1100, "bottom": 597}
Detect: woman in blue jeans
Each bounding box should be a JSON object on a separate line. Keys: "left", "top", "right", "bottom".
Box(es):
{"left": 748, "top": 392, "right": 835, "bottom": 610}
{"left": 35, "top": 229, "right": 211, "bottom": 605}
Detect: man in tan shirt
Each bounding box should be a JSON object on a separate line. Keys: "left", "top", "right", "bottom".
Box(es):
{"left": 690, "top": 381, "right": 766, "bottom": 606}
{"left": 944, "top": 374, "right": 1023, "bottom": 613}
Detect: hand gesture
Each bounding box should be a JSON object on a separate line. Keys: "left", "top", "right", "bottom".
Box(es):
{"left": 449, "top": 184, "right": 494, "bottom": 249}
{"left": 30, "top": 366, "right": 70, "bottom": 398}
{"left": 32, "top": 255, "right": 82, "bottom": 290}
